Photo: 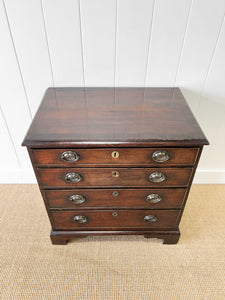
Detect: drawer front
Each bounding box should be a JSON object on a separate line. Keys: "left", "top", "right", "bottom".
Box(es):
{"left": 46, "top": 188, "right": 187, "bottom": 209}
{"left": 51, "top": 210, "right": 181, "bottom": 229}
{"left": 38, "top": 167, "right": 193, "bottom": 188}
{"left": 33, "top": 148, "right": 198, "bottom": 166}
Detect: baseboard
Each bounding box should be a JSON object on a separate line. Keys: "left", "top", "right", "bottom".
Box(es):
{"left": 193, "top": 170, "right": 225, "bottom": 184}
{"left": 0, "top": 168, "right": 225, "bottom": 184}
{"left": 0, "top": 168, "right": 36, "bottom": 183}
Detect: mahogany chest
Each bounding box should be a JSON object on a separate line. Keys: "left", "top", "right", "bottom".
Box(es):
{"left": 22, "top": 87, "right": 208, "bottom": 244}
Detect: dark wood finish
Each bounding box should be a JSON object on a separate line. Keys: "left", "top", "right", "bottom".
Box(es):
{"left": 50, "top": 229, "right": 180, "bottom": 245}
{"left": 22, "top": 87, "right": 209, "bottom": 245}
{"left": 144, "top": 230, "right": 180, "bottom": 244}
{"left": 26, "top": 147, "right": 56, "bottom": 229}
{"left": 22, "top": 88, "right": 209, "bottom": 147}
{"left": 45, "top": 188, "right": 187, "bottom": 209}
{"left": 38, "top": 167, "right": 193, "bottom": 188}
{"left": 51, "top": 209, "right": 181, "bottom": 229}
{"left": 33, "top": 147, "right": 199, "bottom": 166}
{"left": 51, "top": 234, "right": 69, "bottom": 245}
{"left": 176, "top": 146, "right": 203, "bottom": 226}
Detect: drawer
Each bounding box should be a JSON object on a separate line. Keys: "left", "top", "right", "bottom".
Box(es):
{"left": 38, "top": 167, "right": 193, "bottom": 188}
{"left": 46, "top": 188, "right": 187, "bottom": 209}
{"left": 51, "top": 209, "right": 181, "bottom": 229}
{"left": 33, "top": 148, "right": 199, "bottom": 166}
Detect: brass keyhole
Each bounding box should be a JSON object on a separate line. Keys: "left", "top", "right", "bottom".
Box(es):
{"left": 111, "top": 151, "right": 119, "bottom": 159}
{"left": 112, "top": 171, "right": 119, "bottom": 178}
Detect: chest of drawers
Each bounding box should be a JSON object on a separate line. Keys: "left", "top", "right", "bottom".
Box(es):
{"left": 22, "top": 87, "right": 208, "bottom": 245}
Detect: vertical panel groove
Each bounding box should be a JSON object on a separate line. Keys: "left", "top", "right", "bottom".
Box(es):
{"left": 144, "top": 0, "right": 155, "bottom": 87}
{"left": 78, "top": 0, "right": 86, "bottom": 87}
{"left": 197, "top": 11, "right": 225, "bottom": 110}
{"left": 174, "top": 0, "right": 193, "bottom": 86}
{"left": 40, "top": 0, "right": 55, "bottom": 87}
{"left": 0, "top": 105, "right": 21, "bottom": 167}
{"left": 80, "top": 0, "right": 116, "bottom": 85}
{"left": 114, "top": 0, "right": 118, "bottom": 87}
{"left": 2, "top": 0, "right": 32, "bottom": 120}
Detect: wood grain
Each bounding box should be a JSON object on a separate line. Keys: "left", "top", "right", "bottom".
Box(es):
{"left": 50, "top": 229, "right": 180, "bottom": 245}
{"left": 33, "top": 147, "right": 199, "bottom": 166}
{"left": 22, "top": 87, "right": 209, "bottom": 147}
{"left": 45, "top": 188, "right": 187, "bottom": 209}
{"left": 51, "top": 209, "right": 181, "bottom": 229}
{"left": 22, "top": 87, "right": 208, "bottom": 244}
{"left": 38, "top": 167, "right": 193, "bottom": 188}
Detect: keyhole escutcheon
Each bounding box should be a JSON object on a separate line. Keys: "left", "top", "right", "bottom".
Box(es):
{"left": 112, "top": 170, "right": 120, "bottom": 178}
{"left": 111, "top": 151, "right": 119, "bottom": 159}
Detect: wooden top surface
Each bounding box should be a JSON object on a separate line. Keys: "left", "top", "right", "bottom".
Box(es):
{"left": 22, "top": 87, "right": 209, "bottom": 147}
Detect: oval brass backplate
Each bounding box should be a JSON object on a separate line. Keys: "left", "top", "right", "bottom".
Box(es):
{"left": 112, "top": 171, "right": 119, "bottom": 178}
{"left": 111, "top": 151, "right": 119, "bottom": 158}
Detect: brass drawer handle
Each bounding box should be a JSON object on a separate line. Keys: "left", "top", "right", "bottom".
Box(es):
{"left": 69, "top": 194, "right": 86, "bottom": 204}
{"left": 61, "top": 151, "right": 80, "bottom": 162}
{"left": 149, "top": 172, "right": 165, "bottom": 183}
{"left": 65, "top": 172, "right": 82, "bottom": 183}
{"left": 146, "top": 194, "right": 162, "bottom": 203}
{"left": 152, "top": 150, "right": 170, "bottom": 162}
{"left": 74, "top": 215, "right": 88, "bottom": 223}
{"left": 144, "top": 215, "right": 157, "bottom": 222}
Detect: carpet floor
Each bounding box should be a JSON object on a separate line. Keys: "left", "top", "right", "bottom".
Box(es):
{"left": 0, "top": 184, "right": 225, "bottom": 299}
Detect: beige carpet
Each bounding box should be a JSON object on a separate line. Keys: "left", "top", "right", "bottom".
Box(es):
{"left": 0, "top": 184, "right": 225, "bottom": 299}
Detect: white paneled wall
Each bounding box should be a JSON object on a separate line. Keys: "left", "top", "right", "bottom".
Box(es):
{"left": 146, "top": 0, "right": 192, "bottom": 86}
{"left": 0, "top": 0, "right": 225, "bottom": 183}
{"left": 42, "top": 0, "right": 84, "bottom": 86}
{"left": 115, "top": 0, "right": 154, "bottom": 86}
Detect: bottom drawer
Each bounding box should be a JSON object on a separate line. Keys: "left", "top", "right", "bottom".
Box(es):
{"left": 51, "top": 210, "right": 181, "bottom": 229}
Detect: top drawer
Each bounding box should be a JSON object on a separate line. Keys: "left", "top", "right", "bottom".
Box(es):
{"left": 33, "top": 147, "right": 199, "bottom": 166}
